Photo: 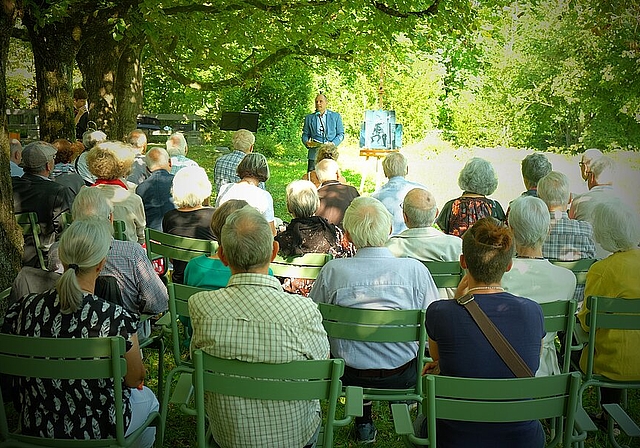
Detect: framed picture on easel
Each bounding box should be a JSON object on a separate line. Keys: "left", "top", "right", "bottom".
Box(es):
{"left": 360, "top": 110, "right": 402, "bottom": 149}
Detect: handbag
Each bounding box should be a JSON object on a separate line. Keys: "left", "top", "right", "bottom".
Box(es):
{"left": 456, "top": 293, "right": 534, "bottom": 378}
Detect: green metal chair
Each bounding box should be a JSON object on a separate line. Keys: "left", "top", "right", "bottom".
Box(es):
{"left": 550, "top": 259, "right": 596, "bottom": 287}
{"left": 192, "top": 351, "right": 363, "bottom": 448}
{"left": 144, "top": 228, "right": 217, "bottom": 280}
{"left": 15, "top": 212, "right": 46, "bottom": 270}
{"left": 0, "top": 334, "right": 162, "bottom": 447}
{"left": 578, "top": 295, "right": 640, "bottom": 448}
{"left": 540, "top": 299, "right": 578, "bottom": 374}
{"left": 61, "top": 211, "right": 127, "bottom": 242}
{"left": 392, "top": 372, "right": 586, "bottom": 448}
{"left": 318, "top": 303, "right": 427, "bottom": 403}
{"left": 421, "top": 261, "right": 464, "bottom": 289}
{"left": 269, "top": 252, "right": 333, "bottom": 280}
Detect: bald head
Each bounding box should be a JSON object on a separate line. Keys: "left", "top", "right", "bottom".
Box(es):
{"left": 402, "top": 188, "right": 438, "bottom": 228}
{"left": 10, "top": 139, "right": 22, "bottom": 164}
{"left": 145, "top": 147, "right": 171, "bottom": 172}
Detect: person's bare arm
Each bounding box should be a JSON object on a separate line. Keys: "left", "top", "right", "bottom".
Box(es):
{"left": 422, "top": 338, "right": 440, "bottom": 375}
{"left": 124, "top": 333, "right": 146, "bottom": 388}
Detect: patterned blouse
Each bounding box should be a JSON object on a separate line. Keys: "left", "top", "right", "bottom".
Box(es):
{"left": 436, "top": 194, "right": 506, "bottom": 237}
{"left": 1, "top": 288, "right": 138, "bottom": 440}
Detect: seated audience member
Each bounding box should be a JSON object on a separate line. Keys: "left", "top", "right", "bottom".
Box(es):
{"left": 301, "top": 143, "right": 346, "bottom": 188}
{"left": 436, "top": 157, "right": 505, "bottom": 237}
{"left": 310, "top": 196, "right": 438, "bottom": 443}
{"left": 126, "top": 129, "right": 150, "bottom": 185}
{"left": 315, "top": 158, "right": 360, "bottom": 228}
{"left": 166, "top": 132, "right": 198, "bottom": 174}
{"left": 184, "top": 199, "right": 249, "bottom": 289}
{"left": 518, "top": 152, "right": 552, "bottom": 198}
{"left": 1, "top": 219, "right": 158, "bottom": 447}
{"left": 577, "top": 202, "right": 640, "bottom": 413}
{"left": 213, "top": 128, "right": 265, "bottom": 192}
{"left": 537, "top": 171, "right": 596, "bottom": 301}
{"left": 12, "top": 141, "right": 75, "bottom": 267}
{"left": 578, "top": 148, "right": 603, "bottom": 181}
{"left": 372, "top": 152, "right": 428, "bottom": 236}
{"left": 189, "top": 206, "right": 329, "bottom": 448}
{"left": 51, "top": 138, "right": 84, "bottom": 194}
{"left": 136, "top": 148, "right": 176, "bottom": 231}
{"left": 87, "top": 141, "right": 145, "bottom": 244}
{"left": 76, "top": 129, "right": 107, "bottom": 185}
{"left": 162, "top": 166, "right": 216, "bottom": 284}
{"left": 422, "top": 217, "right": 545, "bottom": 447}
{"left": 215, "top": 152, "right": 276, "bottom": 235}
{"left": 10, "top": 138, "right": 23, "bottom": 177}
{"left": 386, "top": 188, "right": 462, "bottom": 298}
{"left": 72, "top": 187, "right": 168, "bottom": 337}
{"left": 501, "top": 196, "right": 576, "bottom": 376}
{"left": 275, "top": 180, "right": 355, "bottom": 296}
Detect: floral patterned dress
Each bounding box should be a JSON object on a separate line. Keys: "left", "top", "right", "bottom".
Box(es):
{"left": 436, "top": 194, "right": 506, "bottom": 237}
{"left": 1, "top": 289, "right": 138, "bottom": 440}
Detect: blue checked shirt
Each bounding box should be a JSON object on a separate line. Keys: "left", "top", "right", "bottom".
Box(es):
{"left": 214, "top": 150, "right": 265, "bottom": 193}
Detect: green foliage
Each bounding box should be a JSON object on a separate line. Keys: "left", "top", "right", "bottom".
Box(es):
{"left": 5, "top": 39, "right": 35, "bottom": 109}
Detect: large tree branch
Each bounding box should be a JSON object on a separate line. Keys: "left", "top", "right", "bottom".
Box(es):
{"left": 148, "top": 36, "right": 352, "bottom": 90}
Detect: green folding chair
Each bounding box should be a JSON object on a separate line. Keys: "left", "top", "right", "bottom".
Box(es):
{"left": 550, "top": 259, "right": 596, "bottom": 286}
{"left": 578, "top": 295, "right": 640, "bottom": 448}
{"left": 540, "top": 299, "right": 578, "bottom": 374}
{"left": 421, "top": 261, "right": 464, "bottom": 289}
{"left": 392, "top": 372, "right": 586, "bottom": 448}
{"left": 192, "top": 351, "right": 363, "bottom": 448}
{"left": 0, "top": 334, "right": 162, "bottom": 447}
{"left": 15, "top": 212, "right": 46, "bottom": 270}
{"left": 269, "top": 252, "right": 333, "bottom": 280}
{"left": 318, "top": 303, "right": 427, "bottom": 403}
{"left": 61, "top": 212, "right": 126, "bottom": 242}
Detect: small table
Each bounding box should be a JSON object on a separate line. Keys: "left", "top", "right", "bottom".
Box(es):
{"left": 358, "top": 148, "right": 399, "bottom": 193}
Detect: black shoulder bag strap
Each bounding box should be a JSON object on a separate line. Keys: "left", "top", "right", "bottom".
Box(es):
{"left": 457, "top": 293, "right": 534, "bottom": 378}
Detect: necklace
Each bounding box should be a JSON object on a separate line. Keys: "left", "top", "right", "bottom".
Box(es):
{"left": 466, "top": 286, "right": 505, "bottom": 294}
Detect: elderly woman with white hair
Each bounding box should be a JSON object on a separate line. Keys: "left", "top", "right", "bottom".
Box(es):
{"left": 577, "top": 201, "right": 640, "bottom": 409}
{"left": 501, "top": 196, "right": 576, "bottom": 376}
{"left": 275, "top": 180, "right": 355, "bottom": 296}
{"left": 162, "top": 166, "right": 216, "bottom": 284}
{"left": 436, "top": 157, "right": 506, "bottom": 237}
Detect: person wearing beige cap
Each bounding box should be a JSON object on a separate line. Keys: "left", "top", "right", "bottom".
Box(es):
{"left": 12, "top": 141, "right": 75, "bottom": 267}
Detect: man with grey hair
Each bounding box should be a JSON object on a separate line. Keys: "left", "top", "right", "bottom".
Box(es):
{"left": 538, "top": 171, "right": 596, "bottom": 262}
{"left": 72, "top": 187, "right": 168, "bottom": 336}
{"left": 213, "top": 128, "right": 265, "bottom": 193}
{"left": 519, "top": 152, "right": 552, "bottom": 198}
{"left": 136, "top": 148, "right": 176, "bottom": 230}
{"left": 386, "top": 189, "right": 462, "bottom": 298}
{"left": 371, "top": 152, "right": 427, "bottom": 236}
{"left": 126, "top": 129, "right": 150, "bottom": 185}
{"left": 10, "top": 138, "right": 23, "bottom": 177}
{"left": 76, "top": 129, "right": 107, "bottom": 185}
{"left": 12, "top": 141, "right": 74, "bottom": 267}
{"left": 310, "top": 196, "right": 438, "bottom": 443}
{"left": 166, "top": 132, "right": 198, "bottom": 174}
{"left": 189, "top": 206, "right": 329, "bottom": 447}
{"left": 570, "top": 155, "right": 618, "bottom": 223}
{"left": 315, "top": 158, "right": 359, "bottom": 227}
{"left": 578, "top": 148, "right": 603, "bottom": 181}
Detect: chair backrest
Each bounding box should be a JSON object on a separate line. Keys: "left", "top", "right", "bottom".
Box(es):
{"left": 192, "top": 351, "right": 355, "bottom": 448}
{"left": 167, "top": 283, "right": 211, "bottom": 367}
{"left": 318, "top": 303, "right": 427, "bottom": 401}
{"left": 145, "top": 228, "right": 217, "bottom": 264}
{"left": 60, "top": 211, "right": 73, "bottom": 232}
{"left": 550, "top": 259, "right": 596, "bottom": 286}
{"left": 539, "top": 299, "right": 578, "bottom": 373}
{"left": 15, "top": 212, "right": 46, "bottom": 270}
{"left": 0, "top": 334, "right": 143, "bottom": 447}
{"left": 269, "top": 253, "right": 333, "bottom": 280}
{"left": 417, "top": 372, "right": 582, "bottom": 448}
{"left": 422, "top": 261, "right": 463, "bottom": 289}
{"left": 112, "top": 220, "right": 127, "bottom": 241}
{"left": 582, "top": 295, "right": 640, "bottom": 380}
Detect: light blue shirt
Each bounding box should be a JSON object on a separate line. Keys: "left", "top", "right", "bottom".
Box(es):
{"left": 10, "top": 161, "right": 23, "bottom": 177}
{"left": 309, "top": 246, "right": 439, "bottom": 369}
{"left": 371, "top": 176, "right": 428, "bottom": 236}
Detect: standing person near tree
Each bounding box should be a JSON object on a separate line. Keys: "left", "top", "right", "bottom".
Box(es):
{"left": 73, "top": 88, "right": 89, "bottom": 140}
{"left": 302, "top": 94, "right": 344, "bottom": 173}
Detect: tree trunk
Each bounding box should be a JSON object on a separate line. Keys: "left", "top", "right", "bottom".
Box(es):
{"left": 0, "top": 0, "right": 26, "bottom": 312}
{"left": 115, "top": 39, "right": 144, "bottom": 140}
{"left": 23, "top": 10, "right": 80, "bottom": 142}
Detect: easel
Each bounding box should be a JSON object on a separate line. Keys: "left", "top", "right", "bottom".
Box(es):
{"left": 358, "top": 63, "right": 398, "bottom": 193}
